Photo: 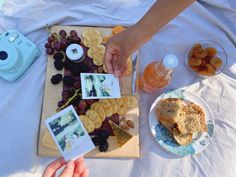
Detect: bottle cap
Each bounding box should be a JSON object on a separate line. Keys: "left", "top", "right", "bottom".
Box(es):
{"left": 66, "top": 44, "right": 84, "bottom": 62}
{"left": 163, "top": 54, "right": 178, "bottom": 69}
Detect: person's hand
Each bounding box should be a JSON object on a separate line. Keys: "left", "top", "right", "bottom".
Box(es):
{"left": 42, "top": 157, "right": 89, "bottom": 177}
{"left": 104, "top": 28, "right": 138, "bottom": 78}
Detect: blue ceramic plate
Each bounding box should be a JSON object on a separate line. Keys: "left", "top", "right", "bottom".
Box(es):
{"left": 149, "top": 89, "right": 214, "bottom": 156}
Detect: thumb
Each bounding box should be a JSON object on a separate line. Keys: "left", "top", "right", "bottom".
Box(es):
{"left": 113, "top": 54, "right": 126, "bottom": 78}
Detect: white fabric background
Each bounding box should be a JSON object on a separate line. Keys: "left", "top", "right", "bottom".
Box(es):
{"left": 0, "top": 0, "right": 236, "bottom": 177}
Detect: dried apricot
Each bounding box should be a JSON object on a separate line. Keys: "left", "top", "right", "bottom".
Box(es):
{"left": 206, "top": 64, "right": 216, "bottom": 73}
{"left": 102, "top": 35, "right": 112, "bottom": 44}
{"left": 198, "top": 65, "right": 206, "bottom": 71}
{"left": 188, "top": 58, "right": 202, "bottom": 66}
{"left": 190, "top": 66, "right": 199, "bottom": 72}
{"left": 206, "top": 47, "right": 217, "bottom": 57}
{"left": 210, "top": 57, "right": 223, "bottom": 69}
{"left": 193, "top": 48, "right": 208, "bottom": 59}
{"left": 112, "top": 25, "right": 125, "bottom": 35}
{"left": 198, "top": 64, "right": 216, "bottom": 76}
{"left": 201, "top": 60, "right": 207, "bottom": 65}
{"left": 198, "top": 70, "right": 215, "bottom": 76}
{"left": 192, "top": 44, "right": 202, "bottom": 50}
{"left": 197, "top": 70, "right": 209, "bottom": 76}
{"left": 201, "top": 56, "right": 210, "bottom": 65}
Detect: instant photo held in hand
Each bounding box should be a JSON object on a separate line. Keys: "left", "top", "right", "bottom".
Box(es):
{"left": 80, "top": 73, "right": 121, "bottom": 99}
{"left": 45, "top": 106, "right": 95, "bottom": 160}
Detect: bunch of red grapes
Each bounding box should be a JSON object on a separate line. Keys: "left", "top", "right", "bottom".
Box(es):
{"left": 45, "top": 28, "right": 96, "bottom": 113}
{"left": 45, "top": 30, "right": 81, "bottom": 55}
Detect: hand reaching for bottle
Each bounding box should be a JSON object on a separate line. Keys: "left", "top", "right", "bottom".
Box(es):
{"left": 42, "top": 157, "right": 89, "bottom": 177}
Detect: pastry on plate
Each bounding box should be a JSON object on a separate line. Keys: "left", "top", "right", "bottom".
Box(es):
{"left": 176, "top": 103, "right": 207, "bottom": 134}
{"left": 155, "top": 98, "right": 207, "bottom": 146}
{"left": 156, "top": 98, "right": 184, "bottom": 128}
{"left": 172, "top": 129, "right": 193, "bottom": 146}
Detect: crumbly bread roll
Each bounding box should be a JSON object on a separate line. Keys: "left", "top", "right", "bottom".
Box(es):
{"left": 155, "top": 98, "right": 207, "bottom": 146}
{"left": 172, "top": 129, "right": 193, "bottom": 146}
{"left": 156, "top": 98, "right": 184, "bottom": 128}
{"left": 176, "top": 103, "right": 207, "bottom": 134}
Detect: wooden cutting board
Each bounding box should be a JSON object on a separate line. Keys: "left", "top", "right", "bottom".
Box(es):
{"left": 38, "top": 25, "right": 140, "bottom": 158}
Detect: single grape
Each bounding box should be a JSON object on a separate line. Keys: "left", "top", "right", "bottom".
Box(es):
{"left": 74, "top": 81, "right": 81, "bottom": 89}
{"left": 62, "top": 90, "right": 70, "bottom": 100}
{"left": 53, "top": 41, "right": 62, "bottom": 51}
{"left": 59, "top": 30, "right": 67, "bottom": 37}
{"left": 71, "top": 36, "right": 81, "bottom": 44}
{"left": 57, "top": 100, "right": 65, "bottom": 107}
{"left": 46, "top": 48, "right": 54, "bottom": 55}
{"left": 70, "top": 30, "right": 77, "bottom": 37}
{"left": 60, "top": 38, "right": 68, "bottom": 49}
{"left": 62, "top": 98, "right": 68, "bottom": 103}
{"left": 47, "top": 36, "right": 55, "bottom": 43}
{"left": 86, "top": 99, "right": 95, "bottom": 105}
{"left": 78, "top": 100, "right": 88, "bottom": 110}
{"left": 77, "top": 109, "right": 86, "bottom": 115}
{"left": 68, "top": 87, "right": 76, "bottom": 96}
{"left": 45, "top": 43, "right": 52, "bottom": 49}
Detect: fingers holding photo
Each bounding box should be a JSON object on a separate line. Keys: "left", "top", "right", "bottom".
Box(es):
{"left": 73, "top": 157, "right": 89, "bottom": 177}
{"left": 43, "top": 157, "right": 89, "bottom": 177}
{"left": 42, "top": 157, "right": 66, "bottom": 177}
{"left": 59, "top": 160, "right": 75, "bottom": 177}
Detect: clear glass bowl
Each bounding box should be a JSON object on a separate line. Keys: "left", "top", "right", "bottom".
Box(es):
{"left": 185, "top": 40, "right": 227, "bottom": 77}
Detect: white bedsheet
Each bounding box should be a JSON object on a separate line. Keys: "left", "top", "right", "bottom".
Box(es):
{"left": 0, "top": 0, "right": 236, "bottom": 177}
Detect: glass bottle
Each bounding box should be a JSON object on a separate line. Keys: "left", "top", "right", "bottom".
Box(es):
{"left": 139, "top": 54, "right": 178, "bottom": 93}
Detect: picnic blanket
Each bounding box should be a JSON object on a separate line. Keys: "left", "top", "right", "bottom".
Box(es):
{"left": 0, "top": 0, "right": 236, "bottom": 176}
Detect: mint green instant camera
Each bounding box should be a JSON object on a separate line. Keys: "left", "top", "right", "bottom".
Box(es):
{"left": 0, "top": 30, "right": 40, "bottom": 81}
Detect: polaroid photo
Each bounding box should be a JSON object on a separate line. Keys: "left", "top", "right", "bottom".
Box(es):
{"left": 45, "top": 105, "right": 95, "bottom": 161}
{"left": 80, "top": 73, "right": 121, "bottom": 99}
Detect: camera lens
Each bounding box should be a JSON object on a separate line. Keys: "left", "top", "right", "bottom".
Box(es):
{"left": 0, "top": 51, "right": 8, "bottom": 60}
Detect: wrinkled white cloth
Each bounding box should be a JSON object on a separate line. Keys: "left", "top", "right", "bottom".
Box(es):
{"left": 0, "top": 0, "right": 236, "bottom": 177}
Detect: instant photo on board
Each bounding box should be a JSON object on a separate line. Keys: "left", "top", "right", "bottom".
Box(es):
{"left": 80, "top": 73, "right": 121, "bottom": 99}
